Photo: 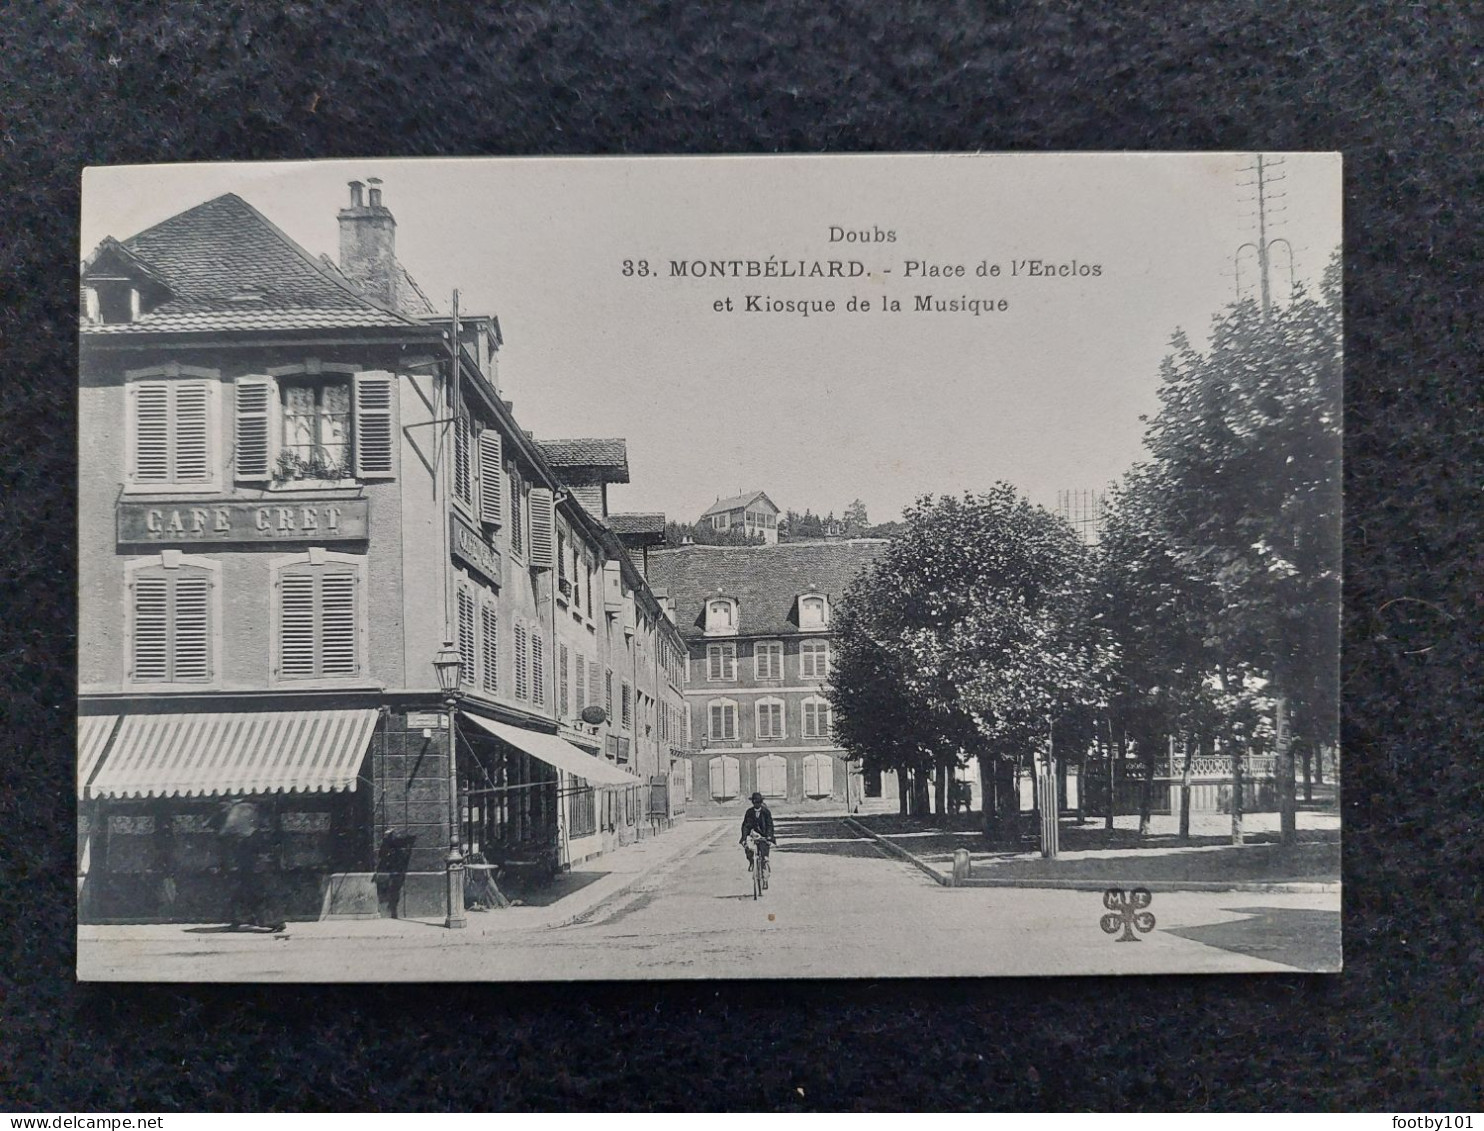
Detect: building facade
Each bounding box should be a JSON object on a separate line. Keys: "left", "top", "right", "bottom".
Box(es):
{"left": 699, "top": 491, "right": 780, "bottom": 544}
{"left": 646, "top": 540, "right": 886, "bottom": 816}
{"left": 78, "top": 182, "right": 691, "bottom": 923}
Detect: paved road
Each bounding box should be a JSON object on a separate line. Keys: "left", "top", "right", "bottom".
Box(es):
{"left": 77, "top": 816, "right": 1340, "bottom": 981}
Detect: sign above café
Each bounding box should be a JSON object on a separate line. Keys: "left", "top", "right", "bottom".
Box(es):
{"left": 117, "top": 499, "right": 369, "bottom": 544}
{"left": 451, "top": 513, "right": 502, "bottom": 587}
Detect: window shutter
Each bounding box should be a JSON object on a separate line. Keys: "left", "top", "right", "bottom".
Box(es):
{"left": 279, "top": 573, "right": 317, "bottom": 677}
{"left": 132, "top": 384, "right": 171, "bottom": 483}
{"left": 457, "top": 588, "right": 476, "bottom": 686}
{"left": 589, "top": 662, "right": 603, "bottom": 714}
{"left": 528, "top": 488, "right": 555, "bottom": 569}
{"left": 319, "top": 572, "right": 358, "bottom": 675}
{"left": 453, "top": 413, "right": 471, "bottom": 502}
{"left": 709, "top": 757, "right": 725, "bottom": 800}
{"left": 353, "top": 371, "right": 395, "bottom": 478}
{"left": 815, "top": 754, "right": 834, "bottom": 797}
{"left": 132, "top": 575, "right": 169, "bottom": 681}
{"left": 234, "top": 376, "right": 276, "bottom": 482}
{"left": 172, "top": 573, "right": 211, "bottom": 681}
{"left": 173, "top": 383, "right": 211, "bottom": 482}
{"left": 481, "top": 605, "right": 499, "bottom": 693}
{"left": 724, "top": 756, "right": 740, "bottom": 799}
{"left": 559, "top": 644, "right": 570, "bottom": 716}
{"left": 532, "top": 632, "right": 545, "bottom": 706}
{"left": 803, "top": 755, "right": 818, "bottom": 798}
{"left": 514, "top": 624, "right": 528, "bottom": 699}
{"left": 575, "top": 654, "right": 586, "bottom": 709}
{"left": 478, "top": 430, "right": 504, "bottom": 526}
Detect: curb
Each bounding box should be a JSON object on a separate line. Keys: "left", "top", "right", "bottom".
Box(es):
{"left": 841, "top": 817, "right": 1340, "bottom": 895}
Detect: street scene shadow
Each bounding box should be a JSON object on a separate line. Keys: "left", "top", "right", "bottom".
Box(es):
{"left": 1163, "top": 905, "right": 1342, "bottom": 971}
{"left": 504, "top": 869, "right": 606, "bottom": 908}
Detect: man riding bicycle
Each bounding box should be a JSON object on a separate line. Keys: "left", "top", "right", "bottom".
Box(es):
{"left": 740, "top": 792, "right": 777, "bottom": 876}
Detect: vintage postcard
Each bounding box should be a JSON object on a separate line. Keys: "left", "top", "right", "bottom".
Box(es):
{"left": 76, "top": 154, "right": 1341, "bottom": 980}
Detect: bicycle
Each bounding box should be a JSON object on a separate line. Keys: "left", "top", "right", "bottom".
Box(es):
{"left": 746, "top": 831, "right": 772, "bottom": 899}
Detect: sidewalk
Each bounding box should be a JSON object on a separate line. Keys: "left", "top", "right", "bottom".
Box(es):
{"left": 846, "top": 810, "right": 1341, "bottom": 893}
{"left": 77, "top": 817, "right": 729, "bottom": 945}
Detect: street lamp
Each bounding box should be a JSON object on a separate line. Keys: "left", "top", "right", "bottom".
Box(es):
{"left": 433, "top": 641, "right": 466, "bottom": 929}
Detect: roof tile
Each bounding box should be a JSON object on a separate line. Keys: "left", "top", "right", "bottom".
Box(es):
{"left": 647, "top": 540, "right": 887, "bottom": 639}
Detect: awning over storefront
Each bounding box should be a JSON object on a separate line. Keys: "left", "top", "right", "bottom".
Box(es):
{"left": 461, "top": 713, "right": 639, "bottom": 788}
{"left": 89, "top": 709, "right": 379, "bottom": 799}
{"left": 78, "top": 715, "right": 119, "bottom": 797}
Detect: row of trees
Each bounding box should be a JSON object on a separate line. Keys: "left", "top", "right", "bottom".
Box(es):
{"left": 829, "top": 257, "right": 1342, "bottom": 846}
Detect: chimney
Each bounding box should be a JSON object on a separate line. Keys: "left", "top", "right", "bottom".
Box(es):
{"left": 338, "top": 177, "right": 398, "bottom": 309}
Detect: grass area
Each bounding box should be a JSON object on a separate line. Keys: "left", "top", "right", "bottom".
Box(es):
{"left": 854, "top": 811, "right": 1341, "bottom": 884}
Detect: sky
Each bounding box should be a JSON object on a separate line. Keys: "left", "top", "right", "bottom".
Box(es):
{"left": 83, "top": 154, "right": 1341, "bottom": 526}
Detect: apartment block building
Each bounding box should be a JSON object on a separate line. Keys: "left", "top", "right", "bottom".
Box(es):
{"left": 77, "top": 182, "right": 690, "bottom": 923}
{"left": 646, "top": 539, "right": 886, "bottom": 815}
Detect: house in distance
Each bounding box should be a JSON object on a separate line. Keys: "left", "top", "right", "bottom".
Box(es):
{"left": 699, "top": 490, "right": 780, "bottom": 544}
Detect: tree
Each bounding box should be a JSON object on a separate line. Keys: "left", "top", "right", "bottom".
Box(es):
{"left": 663, "top": 519, "right": 763, "bottom": 547}
{"left": 829, "top": 487, "right": 1106, "bottom": 841}
{"left": 842, "top": 498, "right": 869, "bottom": 535}
{"left": 1140, "top": 255, "right": 1342, "bottom": 843}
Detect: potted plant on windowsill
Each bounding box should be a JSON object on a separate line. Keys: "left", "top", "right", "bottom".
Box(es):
{"left": 272, "top": 451, "right": 355, "bottom": 489}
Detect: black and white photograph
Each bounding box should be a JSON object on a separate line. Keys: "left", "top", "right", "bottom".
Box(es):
{"left": 76, "top": 153, "right": 1342, "bottom": 981}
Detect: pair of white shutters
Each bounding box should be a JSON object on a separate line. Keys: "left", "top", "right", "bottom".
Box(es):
{"left": 756, "top": 755, "right": 787, "bottom": 799}
{"left": 803, "top": 753, "right": 834, "bottom": 798}
{"left": 708, "top": 755, "right": 740, "bottom": 801}
{"left": 233, "top": 372, "right": 396, "bottom": 482}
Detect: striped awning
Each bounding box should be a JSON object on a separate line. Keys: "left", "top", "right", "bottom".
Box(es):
{"left": 89, "top": 709, "right": 379, "bottom": 799}
{"left": 78, "top": 715, "right": 119, "bottom": 797}
{"left": 461, "top": 713, "right": 639, "bottom": 788}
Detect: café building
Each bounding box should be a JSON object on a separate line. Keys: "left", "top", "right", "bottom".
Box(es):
{"left": 78, "top": 182, "right": 686, "bottom": 923}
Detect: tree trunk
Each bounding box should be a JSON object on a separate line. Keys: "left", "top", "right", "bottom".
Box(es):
{"left": 1104, "top": 719, "right": 1117, "bottom": 831}
{"left": 1137, "top": 738, "right": 1157, "bottom": 837}
{"left": 1075, "top": 753, "right": 1087, "bottom": 825}
{"left": 933, "top": 757, "right": 949, "bottom": 825}
{"left": 1301, "top": 735, "right": 1314, "bottom": 803}
{"left": 915, "top": 770, "right": 931, "bottom": 819}
{"left": 1276, "top": 694, "right": 1297, "bottom": 845}
{"left": 1229, "top": 736, "right": 1244, "bottom": 846}
{"left": 896, "top": 767, "right": 909, "bottom": 816}
{"left": 978, "top": 753, "right": 997, "bottom": 839}
{"left": 1179, "top": 734, "right": 1195, "bottom": 841}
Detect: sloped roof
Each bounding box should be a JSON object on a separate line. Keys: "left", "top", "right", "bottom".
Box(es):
{"left": 81, "top": 193, "right": 425, "bottom": 335}
{"left": 537, "top": 438, "right": 630, "bottom": 483}
{"left": 702, "top": 490, "right": 778, "bottom": 517}
{"left": 607, "top": 512, "right": 666, "bottom": 536}
{"left": 647, "top": 540, "right": 888, "bottom": 639}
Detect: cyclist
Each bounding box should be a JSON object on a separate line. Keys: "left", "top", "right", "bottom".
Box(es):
{"left": 740, "top": 791, "right": 777, "bottom": 877}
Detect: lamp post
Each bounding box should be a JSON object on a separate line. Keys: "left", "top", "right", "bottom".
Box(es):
{"left": 433, "top": 641, "right": 466, "bottom": 929}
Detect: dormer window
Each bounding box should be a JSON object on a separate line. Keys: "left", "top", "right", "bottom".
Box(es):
{"left": 704, "top": 596, "right": 738, "bottom": 636}
{"left": 89, "top": 279, "right": 139, "bottom": 325}
{"left": 799, "top": 593, "right": 829, "bottom": 630}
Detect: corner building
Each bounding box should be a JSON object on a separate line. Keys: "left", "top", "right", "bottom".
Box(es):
{"left": 646, "top": 540, "right": 886, "bottom": 816}
{"left": 77, "top": 183, "right": 691, "bottom": 922}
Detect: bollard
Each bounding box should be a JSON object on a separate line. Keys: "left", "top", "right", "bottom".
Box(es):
{"left": 952, "top": 848, "right": 972, "bottom": 886}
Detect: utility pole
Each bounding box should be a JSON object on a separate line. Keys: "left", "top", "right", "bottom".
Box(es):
{"left": 1235, "top": 154, "right": 1295, "bottom": 313}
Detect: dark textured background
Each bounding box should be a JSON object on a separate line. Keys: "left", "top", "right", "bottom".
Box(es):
{"left": 1, "top": 1, "right": 1479, "bottom": 1112}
